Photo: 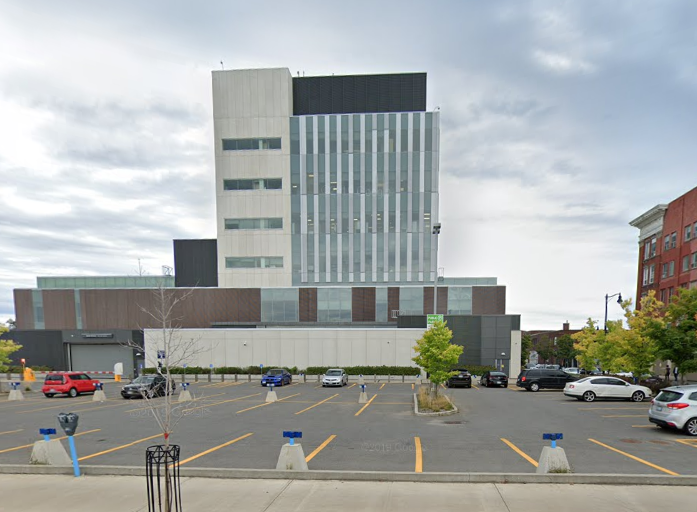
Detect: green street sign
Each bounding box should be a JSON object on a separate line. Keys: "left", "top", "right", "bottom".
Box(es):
{"left": 427, "top": 314, "right": 444, "bottom": 328}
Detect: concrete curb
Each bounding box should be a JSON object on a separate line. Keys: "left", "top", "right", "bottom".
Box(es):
{"left": 0, "top": 465, "right": 694, "bottom": 485}
{"left": 413, "top": 393, "right": 458, "bottom": 416}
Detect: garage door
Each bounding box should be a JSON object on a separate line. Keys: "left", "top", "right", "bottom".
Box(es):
{"left": 70, "top": 344, "right": 133, "bottom": 375}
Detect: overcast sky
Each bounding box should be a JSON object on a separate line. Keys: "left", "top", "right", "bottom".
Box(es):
{"left": 1, "top": 0, "right": 696, "bottom": 329}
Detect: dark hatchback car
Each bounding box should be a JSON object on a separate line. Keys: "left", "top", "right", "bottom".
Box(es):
{"left": 516, "top": 369, "right": 578, "bottom": 392}
{"left": 446, "top": 369, "right": 472, "bottom": 388}
{"left": 121, "top": 374, "right": 176, "bottom": 399}
{"left": 480, "top": 371, "right": 508, "bottom": 388}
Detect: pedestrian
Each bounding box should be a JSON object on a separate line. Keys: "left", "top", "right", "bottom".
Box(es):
{"left": 665, "top": 365, "right": 671, "bottom": 381}
{"left": 674, "top": 366, "right": 679, "bottom": 384}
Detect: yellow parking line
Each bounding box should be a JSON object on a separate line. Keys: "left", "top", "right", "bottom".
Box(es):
{"left": 675, "top": 439, "right": 697, "bottom": 448}
{"left": 181, "top": 393, "right": 262, "bottom": 413}
{"left": 601, "top": 414, "right": 646, "bottom": 418}
{"left": 0, "top": 429, "right": 23, "bottom": 436}
{"left": 79, "top": 433, "right": 162, "bottom": 461}
{"left": 0, "top": 429, "right": 101, "bottom": 454}
{"left": 501, "top": 438, "right": 538, "bottom": 467}
{"left": 177, "top": 433, "right": 254, "bottom": 466}
{"left": 379, "top": 383, "right": 386, "bottom": 390}
{"left": 347, "top": 383, "right": 356, "bottom": 389}
{"left": 305, "top": 434, "right": 337, "bottom": 462}
{"left": 354, "top": 394, "right": 377, "bottom": 417}
{"left": 411, "top": 384, "right": 414, "bottom": 391}
{"left": 295, "top": 394, "right": 339, "bottom": 415}
{"left": 588, "top": 438, "right": 679, "bottom": 475}
{"left": 472, "top": 385, "right": 480, "bottom": 390}
{"left": 124, "top": 391, "right": 227, "bottom": 413}
{"left": 414, "top": 437, "right": 423, "bottom": 473}
{"left": 236, "top": 393, "right": 300, "bottom": 414}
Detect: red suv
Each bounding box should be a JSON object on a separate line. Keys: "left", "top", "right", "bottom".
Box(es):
{"left": 42, "top": 373, "right": 101, "bottom": 398}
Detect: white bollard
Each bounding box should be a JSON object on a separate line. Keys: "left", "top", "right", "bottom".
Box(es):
{"left": 358, "top": 374, "right": 365, "bottom": 386}
{"left": 358, "top": 384, "right": 368, "bottom": 403}
{"left": 30, "top": 439, "right": 72, "bottom": 466}
{"left": 178, "top": 383, "right": 192, "bottom": 402}
{"left": 8, "top": 383, "right": 24, "bottom": 401}
{"left": 276, "top": 434, "right": 308, "bottom": 471}
{"left": 92, "top": 390, "right": 106, "bottom": 402}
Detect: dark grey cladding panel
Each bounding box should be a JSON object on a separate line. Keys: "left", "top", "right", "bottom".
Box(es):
{"left": 173, "top": 239, "right": 218, "bottom": 288}
{"left": 293, "top": 73, "right": 427, "bottom": 115}
{"left": 0, "top": 330, "right": 65, "bottom": 369}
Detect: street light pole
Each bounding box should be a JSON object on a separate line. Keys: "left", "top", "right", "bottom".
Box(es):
{"left": 432, "top": 223, "right": 442, "bottom": 314}
{"left": 604, "top": 292, "right": 623, "bottom": 333}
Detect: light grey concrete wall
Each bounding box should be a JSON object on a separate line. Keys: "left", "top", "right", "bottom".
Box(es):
{"left": 213, "top": 68, "right": 294, "bottom": 288}
{"left": 144, "top": 328, "right": 424, "bottom": 369}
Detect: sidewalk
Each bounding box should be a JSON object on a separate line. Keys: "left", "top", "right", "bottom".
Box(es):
{"left": 2, "top": 474, "right": 696, "bottom": 512}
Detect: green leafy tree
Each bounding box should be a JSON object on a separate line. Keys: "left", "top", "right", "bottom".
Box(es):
{"left": 656, "top": 288, "right": 697, "bottom": 381}
{"left": 0, "top": 324, "right": 22, "bottom": 372}
{"left": 412, "top": 320, "right": 463, "bottom": 397}
{"left": 572, "top": 319, "right": 604, "bottom": 370}
{"left": 521, "top": 333, "right": 532, "bottom": 365}
{"left": 556, "top": 334, "right": 578, "bottom": 367}
{"left": 612, "top": 293, "right": 663, "bottom": 378}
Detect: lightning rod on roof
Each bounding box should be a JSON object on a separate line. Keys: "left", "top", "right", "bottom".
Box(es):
{"left": 220, "top": 61, "right": 224, "bottom": 70}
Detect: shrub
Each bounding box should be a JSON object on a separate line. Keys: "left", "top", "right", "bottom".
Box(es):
{"left": 416, "top": 385, "right": 454, "bottom": 412}
{"left": 304, "top": 366, "right": 421, "bottom": 376}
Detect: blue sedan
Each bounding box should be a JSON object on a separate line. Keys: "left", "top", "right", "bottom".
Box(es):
{"left": 261, "top": 368, "right": 292, "bottom": 387}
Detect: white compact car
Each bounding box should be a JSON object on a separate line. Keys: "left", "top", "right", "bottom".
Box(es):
{"left": 649, "top": 385, "right": 697, "bottom": 436}
{"left": 564, "top": 376, "right": 651, "bottom": 402}
{"left": 322, "top": 368, "right": 348, "bottom": 387}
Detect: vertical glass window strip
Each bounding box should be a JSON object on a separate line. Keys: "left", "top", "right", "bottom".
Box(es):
{"left": 400, "top": 235, "right": 408, "bottom": 275}
{"left": 32, "top": 290, "right": 44, "bottom": 329}
{"left": 388, "top": 114, "right": 397, "bottom": 152}
{"left": 330, "top": 153, "right": 338, "bottom": 193}
{"left": 317, "top": 116, "right": 326, "bottom": 154}
{"left": 354, "top": 233, "right": 361, "bottom": 274}
{"left": 353, "top": 152, "right": 361, "bottom": 194}
{"left": 341, "top": 116, "right": 349, "bottom": 154}
{"left": 305, "top": 117, "right": 314, "bottom": 154}
{"left": 341, "top": 154, "right": 349, "bottom": 193}
{"left": 388, "top": 233, "right": 396, "bottom": 281}
{"left": 319, "top": 231, "right": 327, "bottom": 278}
{"left": 377, "top": 114, "right": 385, "bottom": 153}
{"left": 365, "top": 230, "right": 373, "bottom": 280}
{"left": 377, "top": 232, "right": 385, "bottom": 277}
{"left": 74, "top": 290, "right": 82, "bottom": 329}
{"left": 364, "top": 115, "right": 372, "bottom": 153}
{"left": 306, "top": 155, "right": 315, "bottom": 195}
{"left": 353, "top": 114, "right": 361, "bottom": 153}
{"left": 376, "top": 287, "right": 388, "bottom": 322}
{"left": 365, "top": 153, "right": 373, "bottom": 194}
{"left": 400, "top": 153, "right": 408, "bottom": 192}
{"left": 318, "top": 154, "right": 326, "bottom": 194}
{"left": 412, "top": 113, "right": 420, "bottom": 152}
{"left": 342, "top": 233, "right": 350, "bottom": 278}
{"left": 307, "top": 195, "right": 315, "bottom": 234}
{"left": 330, "top": 116, "right": 337, "bottom": 153}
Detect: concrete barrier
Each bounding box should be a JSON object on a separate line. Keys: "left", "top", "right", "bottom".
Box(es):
{"left": 275, "top": 444, "right": 308, "bottom": 471}
{"left": 92, "top": 390, "right": 106, "bottom": 402}
{"left": 30, "top": 440, "right": 72, "bottom": 466}
{"left": 537, "top": 446, "right": 571, "bottom": 474}
{"left": 8, "top": 389, "right": 24, "bottom": 401}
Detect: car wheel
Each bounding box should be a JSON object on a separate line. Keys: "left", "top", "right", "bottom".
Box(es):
{"left": 503, "top": 384, "right": 508, "bottom": 388}
{"left": 68, "top": 388, "right": 78, "bottom": 398}
{"left": 466, "top": 384, "right": 471, "bottom": 389}
{"left": 630, "top": 391, "right": 645, "bottom": 402}
{"left": 684, "top": 418, "right": 697, "bottom": 436}
{"left": 583, "top": 391, "right": 596, "bottom": 402}
{"left": 44, "top": 393, "right": 54, "bottom": 398}
{"left": 529, "top": 382, "right": 540, "bottom": 392}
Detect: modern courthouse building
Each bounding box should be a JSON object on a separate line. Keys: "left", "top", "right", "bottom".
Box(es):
{"left": 8, "top": 68, "right": 522, "bottom": 376}
{"left": 630, "top": 185, "right": 697, "bottom": 304}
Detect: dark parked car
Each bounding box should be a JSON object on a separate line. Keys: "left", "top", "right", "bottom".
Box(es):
{"left": 480, "top": 371, "right": 508, "bottom": 388}
{"left": 446, "top": 369, "right": 472, "bottom": 388}
{"left": 516, "top": 369, "right": 578, "bottom": 392}
{"left": 121, "top": 374, "right": 175, "bottom": 399}
{"left": 261, "top": 368, "right": 292, "bottom": 387}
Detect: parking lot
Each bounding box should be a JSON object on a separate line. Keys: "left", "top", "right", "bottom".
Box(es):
{"left": 1, "top": 378, "right": 695, "bottom": 475}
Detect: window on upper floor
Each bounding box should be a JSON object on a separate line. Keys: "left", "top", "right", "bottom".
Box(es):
{"left": 664, "top": 235, "right": 670, "bottom": 251}
{"left": 224, "top": 178, "right": 282, "bottom": 191}
{"left": 662, "top": 263, "right": 668, "bottom": 279}
{"left": 224, "top": 218, "right": 283, "bottom": 230}
{"left": 643, "top": 267, "right": 649, "bottom": 286}
{"left": 671, "top": 232, "right": 677, "bottom": 248}
{"left": 669, "top": 260, "right": 675, "bottom": 277}
{"left": 683, "top": 255, "right": 690, "bottom": 272}
{"left": 685, "top": 224, "right": 692, "bottom": 242}
{"left": 650, "top": 237, "right": 657, "bottom": 257}
{"left": 649, "top": 264, "right": 655, "bottom": 284}
{"left": 225, "top": 256, "right": 283, "bottom": 269}
{"left": 222, "top": 138, "right": 282, "bottom": 151}
{"left": 692, "top": 252, "right": 697, "bottom": 269}
{"left": 660, "top": 289, "right": 666, "bottom": 302}
{"left": 644, "top": 240, "right": 651, "bottom": 260}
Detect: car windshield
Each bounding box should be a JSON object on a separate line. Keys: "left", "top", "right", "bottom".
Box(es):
{"left": 267, "top": 369, "right": 284, "bottom": 376}
{"left": 326, "top": 370, "right": 343, "bottom": 376}
{"left": 491, "top": 372, "right": 506, "bottom": 376}
{"left": 656, "top": 390, "right": 684, "bottom": 403}
{"left": 45, "top": 375, "right": 63, "bottom": 383}
{"left": 575, "top": 377, "right": 591, "bottom": 383}
{"left": 132, "top": 376, "right": 155, "bottom": 384}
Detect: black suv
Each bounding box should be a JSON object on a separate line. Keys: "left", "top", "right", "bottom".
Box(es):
{"left": 516, "top": 369, "right": 577, "bottom": 392}
{"left": 446, "top": 369, "right": 472, "bottom": 388}
{"left": 121, "top": 374, "right": 176, "bottom": 399}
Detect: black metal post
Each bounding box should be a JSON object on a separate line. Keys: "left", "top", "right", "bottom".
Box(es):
{"left": 146, "top": 445, "right": 182, "bottom": 512}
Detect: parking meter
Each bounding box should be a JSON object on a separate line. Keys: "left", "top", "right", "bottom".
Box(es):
{"left": 58, "top": 413, "right": 79, "bottom": 436}
{"left": 57, "top": 412, "right": 81, "bottom": 477}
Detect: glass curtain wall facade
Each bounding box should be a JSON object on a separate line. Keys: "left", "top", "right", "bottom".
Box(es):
{"left": 290, "top": 112, "right": 439, "bottom": 285}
